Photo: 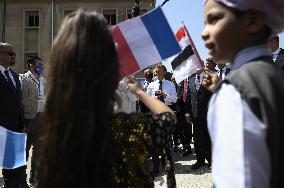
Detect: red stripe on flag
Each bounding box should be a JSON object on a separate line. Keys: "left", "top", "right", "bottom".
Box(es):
{"left": 111, "top": 26, "right": 140, "bottom": 76}
{"left": 175, "top": 27, "right": 186, "bottom": 42}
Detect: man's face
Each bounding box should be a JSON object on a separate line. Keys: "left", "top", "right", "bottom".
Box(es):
{"left": 0, "top": 46, "right": 16, "bottom": 67}
{"left": 205, "top": 60, "right": 216, "bottom": 71}
{"left": 144, "top": 69, "right": 152, "bottom": 79}
{"left": 202, "top": 0, "right": 247, "bottom": 63}
{"left": 153, "top": 67, "right": 165, "bottom": 80}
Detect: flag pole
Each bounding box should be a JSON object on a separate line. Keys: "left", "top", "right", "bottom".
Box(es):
{"left": 181, "top": 21, "right": 204, "bottom": 67}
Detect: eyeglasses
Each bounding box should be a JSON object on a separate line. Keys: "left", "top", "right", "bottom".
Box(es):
{"left": 0, "top": 52, "right": 16, "bottom": 56}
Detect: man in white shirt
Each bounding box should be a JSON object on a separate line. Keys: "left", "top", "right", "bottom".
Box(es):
{"left": 147, "top": 64, "right": 177, "bottom": 110}
{"left": 269, "top": 35, "right": 284, "bottom": 69}
{"left": 19, "top": 56, "right": 46, "bottom": 185}
{"left": 216, "top": 63, "right": 231, "bottom": 80}
{"left": 146, "top": 64, "right": 177, "bottom": 175}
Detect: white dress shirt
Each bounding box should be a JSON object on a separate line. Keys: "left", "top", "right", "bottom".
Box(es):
{"left": 0, "top": 65, "right": 16, "bottom": 87}
{"left": 272, "top": 48, "right": 281, "bottom": 62}
{"left": 208, "top": 44, "right": 271, "bottom": 188}
{"left": 146, "top": 78, "right": 177, "bottom": 106}
{"left": 216, "top": 67, "right": 228, "bottom": 80}
{"left": 195, "top": 72, "right": 204, "bottom": 91}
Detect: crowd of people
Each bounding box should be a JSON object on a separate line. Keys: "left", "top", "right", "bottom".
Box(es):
{"left": 0, "top": 0, "right": 284, "bottom": 187}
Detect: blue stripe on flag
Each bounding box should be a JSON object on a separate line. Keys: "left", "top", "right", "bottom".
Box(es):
{"left": 3, "top": 130, "right": 26, "bottom": 169}
{"left": 141, "top": 7, "right": 181, "bottom": 59}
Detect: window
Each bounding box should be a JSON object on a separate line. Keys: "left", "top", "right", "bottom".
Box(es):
{"left": 126, "top": 8, "right": 148, "bottom": 19}
{"left": 25, "top": 11, "right": 39, "bottom": 27}
{"left": 102, "top": 9, "right": 117, "bottom": 25}
{"left": 64, "top": 9, "right": 77, "bottom": 18}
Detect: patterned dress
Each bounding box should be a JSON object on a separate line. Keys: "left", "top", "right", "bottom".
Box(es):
{"left": 111, "top": 112, "right": 176, "bottom": 188}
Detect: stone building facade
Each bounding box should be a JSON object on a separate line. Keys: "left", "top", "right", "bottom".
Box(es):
{"left": 0, "top": 0, "right": 155, "bottom": 73}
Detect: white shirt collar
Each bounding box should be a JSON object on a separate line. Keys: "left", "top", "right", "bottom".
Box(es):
{"left": 232, "top": 44, "right": 271, "bottom": 70}
{"left": 0, "top": 65, "right": 6, "bottom": 73}
{"left": 272, "top": 48, "right": 281, "bottom": 55}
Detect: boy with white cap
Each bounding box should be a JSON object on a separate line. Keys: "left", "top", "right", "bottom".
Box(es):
{"left": 202, "top": 0, "right": 284, "bottom": 187}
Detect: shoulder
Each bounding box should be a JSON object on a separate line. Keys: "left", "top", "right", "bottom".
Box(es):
{"left": 164, "top": 80, "right": 174, "bottom": 85}
{"left": 226, "top": 59, "right": 284, "bottom": 98}
{"left": 20, "top": 72, "right": 30, "bottom": 79}
{"left": 10, "top": 69, "right": 19, "bottom": 77}
{"left": 229, "top": 59, "right": 283, "bottom": 80}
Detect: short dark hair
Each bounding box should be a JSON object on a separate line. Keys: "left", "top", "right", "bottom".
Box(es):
{"left": 26, "top": 56, "right": 42, "bottom": 69}
{"left": 206, "top": 57, "right": 215, "bottom": 64}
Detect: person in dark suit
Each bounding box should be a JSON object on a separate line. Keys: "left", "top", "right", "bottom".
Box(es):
{"left": 269, "top": 34, "right": 284, "bottom": 69}
{"left": 187, "top": 58, "right": 215, "bottom": 171}
{"left": 175, "top": 78, "right": 193, "bottom": 157}
{"left": 0, "top": 43, "right": 29, "bottom": 188}
{"left": 138, "top": 68, "right": 153, "bottom": 113}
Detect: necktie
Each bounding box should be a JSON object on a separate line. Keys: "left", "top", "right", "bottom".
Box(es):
{"left": 158, "top": 80, "right": 164, "bottom": 102}
{"left": 183, "top": 78, "right": 187, "bottom": 102}
{"left": 4, "top": 69, "right": 16, "bottom": 93}
{"left": 219, "top": 69, "right": 223, "bottom": 79}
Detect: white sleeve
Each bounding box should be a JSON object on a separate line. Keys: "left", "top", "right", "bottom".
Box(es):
{"left": 146, "top": 82, "right": 154, "bottom": 97}
{"left": 208, "top": 84, "right": 270, "bottom": 188}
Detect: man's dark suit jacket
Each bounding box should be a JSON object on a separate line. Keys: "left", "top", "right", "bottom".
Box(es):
{"left": 275, "top": 48, "right": 284, "bottom": 69}
{"left": 0, "top": 69, "right": 25, "bottom": 132}
{"left": 188, "top": 74, "right": 212, "bottom": 119}
{"left": 176, "top": 79, "right": 191, "bottom": 114}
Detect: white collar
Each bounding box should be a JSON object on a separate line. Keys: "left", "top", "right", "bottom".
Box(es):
{"left": 272, "top": 48, "right": 281, "bottom": 55}
{"left": 0, "top": 65, "right": 10, "bottom": 74}
{"left": 157, "top": 78, "right": 165, "bottom": 82}
{"left": 28, "top": 71, "right": 42, "bottom": 82}
{"left": 232, "top": 44, "right": 271, "bottom": 70}
{"left": 0, "top": 65, "right": 7, "bottom": 73}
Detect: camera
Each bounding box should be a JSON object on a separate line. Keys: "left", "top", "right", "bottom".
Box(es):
{"left": 155, "top": 90, "right": 161, "bottom": 96}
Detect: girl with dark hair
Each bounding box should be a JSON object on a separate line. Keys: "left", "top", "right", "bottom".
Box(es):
{"left": 35, "top": 10, "right": 176, "bottom": 188}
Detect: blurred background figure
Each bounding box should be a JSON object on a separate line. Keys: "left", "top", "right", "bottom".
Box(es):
{"left": 20, "top": 56, "right": 46, "bottom": 186}
{"left": 269, "top": 34, "right": 284, "bottom": 69}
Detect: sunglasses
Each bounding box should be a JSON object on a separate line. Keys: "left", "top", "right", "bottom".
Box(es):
{"left": 0, "top": 52, "right": 16, "bottom": 56}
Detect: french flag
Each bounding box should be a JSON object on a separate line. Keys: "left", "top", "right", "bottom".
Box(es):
{"left": 171, "top": 25, "right": 203, "bottom": 84}
{"left": 0, "top": 126, "right": 26, "bottom": 169}
{"left": 111, "top": 7, "right": 181, "bottom": 76}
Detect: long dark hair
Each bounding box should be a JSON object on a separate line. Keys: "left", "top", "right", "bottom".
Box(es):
{"left": 36, "top": 10, "right": 119, "bottom": 187}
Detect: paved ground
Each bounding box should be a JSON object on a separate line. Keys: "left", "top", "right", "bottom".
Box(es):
{"left": 154, "top": 145, "right": 211, "bottom": 188}
{"left": 1, "top": 145, "right": 211, "bottom": 188}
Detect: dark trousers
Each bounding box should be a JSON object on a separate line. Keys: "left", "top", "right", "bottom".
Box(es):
{"left": 192, "top": 117, "right": 211, "bottom": 164}
{"left": 2, "top": 166, "right": 27, "bottom": 188}
{"left": 173, "top": 112, "right": 192, "bottom": 148}
{"left": 26, "top": 113, "right": 42, "bottom": 183}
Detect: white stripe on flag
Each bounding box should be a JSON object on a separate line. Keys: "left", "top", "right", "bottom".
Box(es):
{"left": 173, "top": 55, "right": 201, "bottom": 84}
{"left": 0, "top": 126, "right": 7, "bottom": 166}
{"left": 119, "top": 17, "right": 162, "bottom": 69}
{"left": 178, "top": 37, "right": 190, "bottom": 50}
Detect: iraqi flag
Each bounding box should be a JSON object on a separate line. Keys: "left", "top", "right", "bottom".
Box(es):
{"left": 111, "top": 7, "right": 181, "bottom": 76}
{"left": 171, "top": 25, "right": 203, "bottom": 84}
{"left": 0, "top": 126, "right": 26, "bottom": 169}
